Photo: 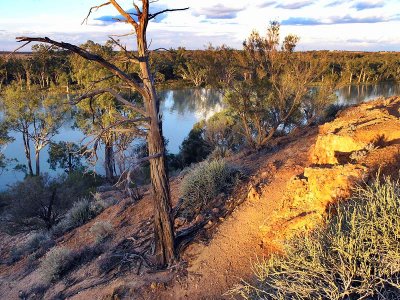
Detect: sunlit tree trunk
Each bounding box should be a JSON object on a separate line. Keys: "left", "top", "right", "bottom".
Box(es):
{"left": 136, "top": 12, "right": 175, "bottom": 265}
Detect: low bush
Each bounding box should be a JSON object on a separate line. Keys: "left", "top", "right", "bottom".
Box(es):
{"left": 19, "top": 283, "right": 49, "bottom": 300}
{"left": 90, "top": 221, "right": 113, "bottom": 243}
{"left": 0, "top": 172, "right": 104, "bottom": 233}
{"left": 40, "top": 243, "right": 105, "bottom": 283}
{"left": 180, "top": 159, "right": 241, "bottom": 218}
{"left": 9, "top": 231, "right": 54, "bottom": 263}
{"left": 229, "top": 176, "right": 400, "bottom": 299}
{"left": 40, "top": 246, "right": 74, "bottom": 282}
{"left": 51, "top": 197, "right": 109, "bottom": 237}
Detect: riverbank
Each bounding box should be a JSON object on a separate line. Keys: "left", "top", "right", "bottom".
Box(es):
{"left": 1, "top": 96, "right": 400, "bottom": 299}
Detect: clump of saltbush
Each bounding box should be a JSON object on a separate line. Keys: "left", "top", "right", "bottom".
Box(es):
{"left": 40, "top": 246, "right": 74, "bottom": 282}
{"left": 90, "top": 221, "right": 113, "bottom": 243}
{"left": 229, "top": 176, "right": 400, "bottom": 299}
{"left": 51, "top": 197, "right": 110, "bottom": 237}
{"left": 179, "top": 159, "right": 241, "bottom": 218}
{"left": 40, "top": 244, "right": 105, "bottom": 283}
{"left": 8, "top": 231, "right": 54, "bottom": 263}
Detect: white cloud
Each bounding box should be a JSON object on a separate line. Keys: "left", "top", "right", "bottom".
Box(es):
{"left": 0, "top": 0, "right": 399, "bottom": 51}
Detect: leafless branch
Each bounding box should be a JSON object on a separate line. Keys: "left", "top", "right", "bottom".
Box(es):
{"left": 110, "top": 0, "right": 138, "bottom": 28}
{"left": 15, "top": 36, "right": 146, "bottom": 96}
{"left": 5, "top": 41, "right": 32, "bottom": 60}
{"left": 109, "top": 36, "right": 127, "bottom": 51}
{"left": 71, "top": 88, "right": 148, "bottom": 117}
{"left": 108, "top": 36, "right": 140, "bottom": 63}
{"left": 80, "top": 117, "right": 148, "bottom": 165}
{"left": 109, "top": 31, "right": 136, "bottom": 37}
{"left": 151, "top": 47, "right": 173, "bottom": 52}
{"left": 112, "top": 17, "right": 129, "bottom": 23}
{"left": 82, "top": 1, "right": 111, "bottom": 24}
{"left": 148, "top": 7, "right": 189, "bottom": 20}
{"left": 133, "top": 1, "right": 142, "bottom": 16}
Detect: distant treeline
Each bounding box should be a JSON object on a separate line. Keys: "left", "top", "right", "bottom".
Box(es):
{"left": 1, "top": 45, "right": 400, "bottom": 90}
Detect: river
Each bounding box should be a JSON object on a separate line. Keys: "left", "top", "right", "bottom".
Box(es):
{"left": 0, "top": 82, "right": 399, "bottom": 189}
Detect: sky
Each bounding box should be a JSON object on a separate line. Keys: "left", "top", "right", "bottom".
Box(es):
{"left": 0, "top": 0, "right": 400, "bottom": 52}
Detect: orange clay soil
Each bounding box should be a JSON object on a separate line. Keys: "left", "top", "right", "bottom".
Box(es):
{"left": 1, "top": 96, "right": 400, "bottom": 300}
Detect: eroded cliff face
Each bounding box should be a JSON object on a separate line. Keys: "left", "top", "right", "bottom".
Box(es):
{"left": 311, "top": 96, "right": 400, "bottom": 165}
{"left": 254, "top": 96, "right": 400, "bottom": 240}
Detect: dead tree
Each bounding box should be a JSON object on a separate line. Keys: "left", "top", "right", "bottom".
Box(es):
{"left": 17, "top": 0, "right": 188, "bottom": 267}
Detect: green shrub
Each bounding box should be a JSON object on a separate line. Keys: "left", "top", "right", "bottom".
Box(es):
{"left": 40, "top": 246, "right": 74, "bottom": 282}
{"left": 9, "top": 231, "right": 54, "bottom": 262}
{"left": 229, "top": 176, "right": 400, "bottom": 299}
{"left": 323, "top": 103, "right": 348, "bottom": 122}
{"left": 0, "top": 172, "right": 104, "bottom": 233}
{"left": 67, "top": 198, "right": 95, "bottom": 227}
{"left": 90, "top": 221, "right": 113, "bottom": 243}
{"left": 51, "top": 197, "right": 109, "bottom": 237}
{"left": 180, "top": 159, "right": 240, "bottom": 218}
{"left": 180, "top": 122, "right": 212, "bottom": 166}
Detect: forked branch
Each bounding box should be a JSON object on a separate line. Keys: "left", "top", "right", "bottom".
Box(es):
{"left": 110, "top": 0, "right": 138, "bottom": 28}
{"left": 82, "top": 1, "right": 111, "bottom": 24}
{"left": 148, "top": 8, "right": 189, "bottom": 20}
{"left": 71, "top": 88, "right": 148, "bottom": 117}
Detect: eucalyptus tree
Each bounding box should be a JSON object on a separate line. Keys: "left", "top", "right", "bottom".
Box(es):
{"left": 70, "top": 40, "right": 130, "bottom": 182}
{"left": 225, "top": 22, "right": 329, "bottom": 149}
{"left": 0, "top": 123, "right": 13, "bottom": 173}
{"left": 177, "top": 53, "right": 209, "bottom": 87}
{"left": 31, "top": 44, "right": 71, "bottom": 88}
{"left": 1, "top": 83, "right": 68, "bottom": 176}
{"left": 48, "top": 141, "right": 84, "bottom": 174}
{"left": 0, "top": 57, "right": 7, "bottom": 90}
{"left": 17, "top": 0, "right": 188, "bottom": 267}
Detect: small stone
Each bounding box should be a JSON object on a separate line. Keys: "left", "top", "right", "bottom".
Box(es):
{"left": 174, "top": 217, "right": 186, "bottom": 228}
{"left": 195, "top": 214, "right": 204, "bottom": 223}
{"left": 211, "top": 208, "right": 220, "bottom": 214}
{"left": 204, "top": 220, "right": 213, "bottom": 229}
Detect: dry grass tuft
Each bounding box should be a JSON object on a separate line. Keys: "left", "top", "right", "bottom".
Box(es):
{"left": 229, "top": 176, "right": 400, "bottom": 299}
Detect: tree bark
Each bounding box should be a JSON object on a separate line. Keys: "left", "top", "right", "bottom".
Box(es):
{"left": 136, "top": 8, "right": 175, "bottom": 266}
{"left": 22, "top": 129, "right": 33, "bottom": 176}
{"left": 68, "top": 152, "right": 73, "bottom": 174}
{"left": 104, "top": 138, "right": 114, "bottom": 182}
{"left": 35, "top": 149, "right": 40, "bottom": 176}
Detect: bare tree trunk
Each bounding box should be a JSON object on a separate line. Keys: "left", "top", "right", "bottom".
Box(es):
{"left": 22, "top": 130, "right": 33, "bottom": 176}
{"left": 104, "top": 139, "right": 114, "bottom": 182}
{"left": 68, "top": 152, "right": 73, "bottom": 174}
{"left": 35, "top": 149, "right": 40, "bottom": 176}
{"left": 137, "top": 18, "right": 175, "bottom": 266}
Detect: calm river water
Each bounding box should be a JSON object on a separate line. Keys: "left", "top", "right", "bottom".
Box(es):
{"left": 0, "top": 82, "right": 399, "bottom": 189}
